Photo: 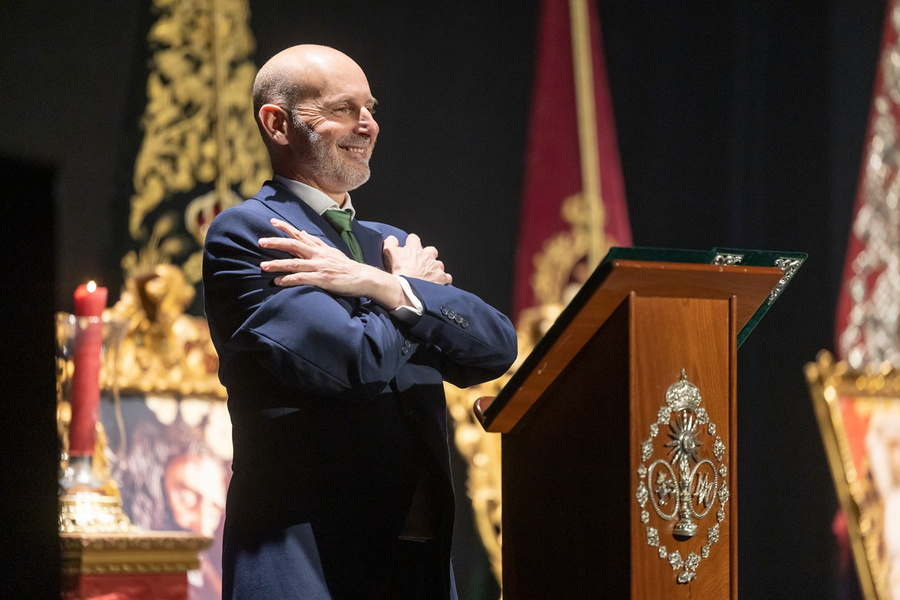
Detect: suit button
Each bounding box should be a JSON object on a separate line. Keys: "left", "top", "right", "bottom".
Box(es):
{"left": 461, "top": 319, "right": 469, "bottom": 329}
{"left": 401, "top": 346, "right": 409, "bottom": 355}
{"left": 454, "top": 315, "right": 463, "bottom": 324}
{"left": 447, "top": 310, "right": 457, "bottom": 319}
{"left": 440, "top": 307, "right": 449, "bottom": 316}
{"left": 406, "top": 409, "right": 422, "bottom": 423}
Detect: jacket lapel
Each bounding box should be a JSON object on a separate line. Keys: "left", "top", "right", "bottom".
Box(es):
{"left": 255, "top": 180, "right": 385, "bottom": 268}
{"left": 353, "top": 222, "right": 386, "bottom": 269}
{"left": 255, "top": 181, "right": 347, "bottom": 251}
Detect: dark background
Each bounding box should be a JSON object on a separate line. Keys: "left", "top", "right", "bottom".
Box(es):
{"left": 0, "top": 1, "right": 887, "bottom": 598}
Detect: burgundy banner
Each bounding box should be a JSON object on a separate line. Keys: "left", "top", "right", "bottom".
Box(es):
{"left": 512, "top": 0, "right": 631, "bottom": 322}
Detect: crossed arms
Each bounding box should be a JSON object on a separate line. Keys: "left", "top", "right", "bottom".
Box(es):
{"left": 258, "top": 218, "right": 451, "bottom": 310}
{"left": 203, "top": 206, "right": 517, "bottom": 399}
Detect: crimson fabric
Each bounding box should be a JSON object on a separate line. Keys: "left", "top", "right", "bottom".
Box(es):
{"left": 512, "top": 0, "right": 631, "bottom": 320}
{"left": 834, "top": 0, "right": 895, "bottom": 358}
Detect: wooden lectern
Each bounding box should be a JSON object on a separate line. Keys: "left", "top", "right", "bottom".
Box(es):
{"left": 475, "top": 248, "right": 804, "bottom": 599}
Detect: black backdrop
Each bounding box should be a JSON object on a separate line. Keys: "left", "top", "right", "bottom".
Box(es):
{"left": 0, "top": 1, "right": 888, "bottom": 598}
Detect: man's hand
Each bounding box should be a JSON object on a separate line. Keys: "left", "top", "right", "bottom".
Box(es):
{"left": 383, "top": 234, "right": 452, "bottom": 285}
{"left": 259, "top": 219, "right": 408, "bottom": 308}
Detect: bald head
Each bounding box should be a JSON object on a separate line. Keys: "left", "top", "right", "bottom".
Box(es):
{"left": 253, "top": 45, "right": 367, "bottom": 120}
{"left": 252, "top": 45, "right": 379, "bottom": 199}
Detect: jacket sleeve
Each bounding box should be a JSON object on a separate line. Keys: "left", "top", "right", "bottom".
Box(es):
{"left": 402, "top": 277, "right": 518, "bottom": 389}
{"left": 203, "top": 206, "right": 419, "bottom": 401}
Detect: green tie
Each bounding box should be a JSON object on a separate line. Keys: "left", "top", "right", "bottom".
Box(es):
{"left": 322, "top": 209, "right": 364, "bottom": 262}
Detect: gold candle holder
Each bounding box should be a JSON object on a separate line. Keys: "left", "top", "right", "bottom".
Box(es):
{"left": 56, "top": 312, "right": 133, "bottom": 533}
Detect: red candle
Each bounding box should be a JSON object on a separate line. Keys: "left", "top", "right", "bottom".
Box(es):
{"left": 69, "top": 281, "right": 108, "bottom": 457}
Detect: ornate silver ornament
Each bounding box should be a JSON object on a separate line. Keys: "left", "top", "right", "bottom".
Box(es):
{"left": 636, "top": 369, "right": 729, "bottom": 584}
{"left": 768, "top": 256, "right": 805, "bottom": 305}
{"left": 712, "top": 253, "right": 744, "bottom": 266}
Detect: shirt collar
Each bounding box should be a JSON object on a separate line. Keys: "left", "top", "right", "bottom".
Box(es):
{"left": 273, "top": 174, "right": 356, "bottom": 219}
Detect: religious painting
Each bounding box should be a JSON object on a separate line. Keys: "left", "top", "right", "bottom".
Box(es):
{"left": 99, "top": 394, "right": 232, "bottom": 600}
{"left": 808, "top": 351, "right": 900, "bottom": 600}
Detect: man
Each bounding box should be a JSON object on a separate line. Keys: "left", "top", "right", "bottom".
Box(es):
{"left": 202, "top": 44, "right": 517, "bottom": 599}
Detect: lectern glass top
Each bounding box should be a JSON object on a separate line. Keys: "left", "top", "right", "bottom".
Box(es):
{"left": 602, "top": 246, "right": 806, "bottom": 346}
{"left": 479, "top": 246, "right": 805, "bottom": 431}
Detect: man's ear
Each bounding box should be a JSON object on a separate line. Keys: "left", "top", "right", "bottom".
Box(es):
{"left": 258, "top": 104, "right": 291, "bottom": 146}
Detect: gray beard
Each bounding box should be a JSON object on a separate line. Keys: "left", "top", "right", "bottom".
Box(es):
{"left": 292, "top": 116, "right": 372, "bottom": 191}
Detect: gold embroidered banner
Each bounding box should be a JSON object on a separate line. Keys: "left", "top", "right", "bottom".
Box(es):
{"left": 122, "top": 0, "right": 269, "bottom": 290}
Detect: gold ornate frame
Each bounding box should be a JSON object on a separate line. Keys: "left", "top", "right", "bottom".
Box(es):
{"left": 807, "top": 350, "right": 900, "bottom": 600}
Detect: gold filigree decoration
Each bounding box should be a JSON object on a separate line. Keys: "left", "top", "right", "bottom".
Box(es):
{"left": 121, "top": 213, "right": 190, "bottom": 283}
{"left": 531, "top": 192, "right": 617, "bottom": 308}
{"left": 445, "top": 382, "right": 504, "bottom": 583}
{"left": 445, "top": 303, "right": 564, "bottom": 585}
{"left": 106, "top": 264, "right": 225, "bottom": 398}
{"left": 60, "top": 531, "right": 212, "bottom": 575}
{"left": 123, "top": 0, "right": 268, "bottom": 284}
{"left": 59, "top": 493, "right": 135, "bottom": 535}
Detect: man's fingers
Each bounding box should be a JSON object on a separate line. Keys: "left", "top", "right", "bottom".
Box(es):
{"left": 269, "top": 219, "right": 330, "bottom": 248}
{"left": 273, "top": 273, "right": 315, "bottom": 287}
{"left": 260, "top": 232, "right": 330, "bottom": 256}
{"left": 301, "top": 231, "right": 330, "bottom": 247}
{"left": 259, "top": 236, "right": 313, "bottom": 256}
{"left": 260, "top": 257, "right": 317, "bottom": 273}
{"left": 270, "top": 218, "right": 304, "bottom": 239}
{"left": 383, "top": 235, "right": 399, "bottom": 249}
{"left": 270, "top": 218, "right": 314, "bottom": 241}
{"left": 405, "top": 233, "right": 422, "bottom": 249}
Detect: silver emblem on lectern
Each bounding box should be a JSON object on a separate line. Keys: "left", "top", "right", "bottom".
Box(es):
{"left": 635, "top": 370, "right": 729, "bottom": 584}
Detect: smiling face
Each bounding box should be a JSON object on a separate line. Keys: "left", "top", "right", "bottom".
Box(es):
{"left": 255, "top": 46, "right": 379, "bottom": 201}
{"left": 290, "top": 94, "right": 377, "bottom": 194}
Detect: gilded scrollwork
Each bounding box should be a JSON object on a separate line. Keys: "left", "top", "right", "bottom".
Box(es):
{"left": 445, "top": 382, "right": 505, "bottom": 583}
{"left": 60, "top": 530, "right": 212, "bottom": 575}
{"left": 444, "top": 303, "right": 564, "bottom": 584}
{"left": 444, "top": 303, "right": 564, "bottom": 585}
{"left": 123, "top": 0, "right": 268, "bottom": 286}
{"left": 530, "top": 192, "right": 617, "bottom": 308}
{"left": 105, "top": 264, "right": 225, "bottom": 398}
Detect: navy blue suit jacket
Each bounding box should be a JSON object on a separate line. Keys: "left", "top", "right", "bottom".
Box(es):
{"left": 203, "top": 181, "right": 517, "bottom": 599}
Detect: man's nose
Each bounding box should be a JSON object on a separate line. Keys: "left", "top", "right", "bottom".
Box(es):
{"left": 356, "top": 107, "right": 378, "bottom": 136}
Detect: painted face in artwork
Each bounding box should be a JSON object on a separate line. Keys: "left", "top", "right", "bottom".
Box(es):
{"left": 164, "top": 453, "right": 226, "bottom": 537}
